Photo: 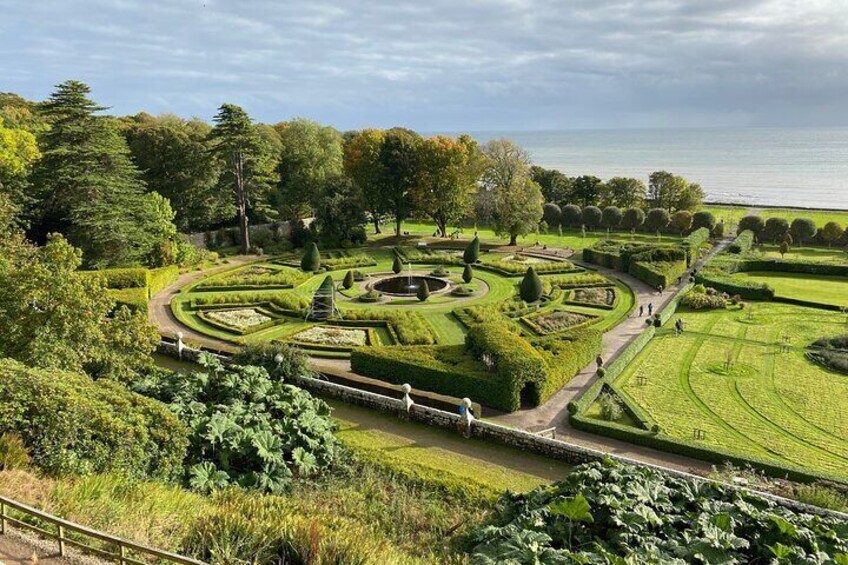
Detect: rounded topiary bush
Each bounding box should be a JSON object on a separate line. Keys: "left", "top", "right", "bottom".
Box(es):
{"left": 451, "top": 285, "right": 474, "bottom": 297}
{"left": 359, "top": 289, "right": 383, "bottom": 303}
{"left": 462, "top": 263, "right": 473, "bottom": 283}
{"left": 342, "top": 270, "right": 355, "bottom": 290}
{"left": 519, "top": 266, "right": 543, "bottom": 302}
{"left": 392, "top": 254, "right": 403, "bottom": 274}
{"left": 463, "top": 236, "right": 480, "bottom": 264}
{"left": 416, "top": 280, "right": 430, "bottom": 302}
{"left": 300, "top": 242, "right": 321, "bottom": 272}
{"left": 430, "top": 265, "right": 450, "bottom": 277}
{"left": 352, "top": 270, "right": 368, "bottom": 282}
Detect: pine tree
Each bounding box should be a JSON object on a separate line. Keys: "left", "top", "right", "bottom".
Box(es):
{"left": 209, "top": 104, "right": 275, "bottom": 254}
{"left": 31, "top": 81, "right": 170, "bottom": 267}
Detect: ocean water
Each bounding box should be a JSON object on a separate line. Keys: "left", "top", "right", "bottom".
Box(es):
{"left": 469, "top": 128, "right": 848, "bottom": 210}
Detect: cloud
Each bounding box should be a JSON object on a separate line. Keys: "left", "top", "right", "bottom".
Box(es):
{"left": 1, "top": 0, "right": 846, "bottom": 130}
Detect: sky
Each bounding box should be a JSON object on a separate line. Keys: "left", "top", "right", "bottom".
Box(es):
{"left": 1, "top": 0, "right": 847, "bottom": 131}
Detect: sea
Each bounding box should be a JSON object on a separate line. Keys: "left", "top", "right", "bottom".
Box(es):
{"left": 466, "top": 128, "right": 848, "bottom": 210}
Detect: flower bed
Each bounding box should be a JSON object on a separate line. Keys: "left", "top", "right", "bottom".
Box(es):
{"left": 522, "top": 310, "right": 597, "bottom": 335}
{"left": 292, "top": 326, "right": 368, "bottom": 347}
{"left": 567, "top": 287, "right": 616, "bottom": 309}
{"left": 207, "top": 308, "right": 271, "bottom": 329}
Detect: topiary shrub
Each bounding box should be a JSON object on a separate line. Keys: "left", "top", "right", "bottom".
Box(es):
{"left": 342, "top": 270, "right": 354, "bottom": 289}
{"left": 352, "top": 270, "right": 368, "bottom": 282}
{"left": 392, "top": 254, "right": 403, "bottom": 274}
{"left": 463, "top": 235, "right": 480, "bottom": 264}
{"left": 416, "top": 279, "right": 430, "bottom": 302}
{"left": 451, "top": 285, "right": 474, "bottom": 297}
{"left": 430, "top": 265, "right": 450, "bottom": 277}
{"left": 462, "top": 263, "right": 473, "bottom": 283}
{"left": 300, "top": 243, "right": 321, "bottom": 272}
{"left": 358, "top": 289, "right": 383, "bottom": 303}
{"left": 519, "top": 267, "right": 543, "bottom": 302}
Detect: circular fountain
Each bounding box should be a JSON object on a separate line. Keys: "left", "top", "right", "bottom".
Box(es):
{"left": 371, "top": 275, "right": 448, "bottom": 296}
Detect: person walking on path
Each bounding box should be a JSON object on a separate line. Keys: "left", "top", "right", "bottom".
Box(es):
{"left": 638, "top": 304, "right": 644, "bottom": 317}
{"left": 596, "top": 355, "right": 604, "bottom": 370}
{"left": 658, "top": 284, "right": 664, "bottom": 295}
{"left": 648, "top": 302, "right": 654, "bottom": 316}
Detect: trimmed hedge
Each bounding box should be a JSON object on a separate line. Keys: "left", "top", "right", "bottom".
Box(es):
{"left": 695, "top": 271, "right": 775, "bottom": 300}
{"left": 350, "top": 345, "right": 514, "bottom": 408}
{"left": 728, "top": 230, "right": 755, "bottom": 254}
{"left": 533, "top": 328, "right": 602, "bottom": 402}
{"left": 682, "top": 227, "right": 710, "bottom": 254}
{"left": 629, "top": 260, "right": 687, "bottom": 290}
{"left": 81, "top": 267, "right": 149, "bottom": 289}
{"left": 147, "top": 265, "right": 179, "bottom": 297}
{"left": 0, "top": 359, "right": 188, "bottom": 480}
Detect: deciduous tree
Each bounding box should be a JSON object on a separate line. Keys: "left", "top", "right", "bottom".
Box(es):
{"left": 344, "top": 129, "right": 387, "bottom": 233}
{"left": 379, "top": 128, "right": 422, "bottom": 236}
{"left": 482, "top": 139, "right": 542, "bottom": 246}
{"left": 601, "top": 177, "right": 646, "bottom": 208}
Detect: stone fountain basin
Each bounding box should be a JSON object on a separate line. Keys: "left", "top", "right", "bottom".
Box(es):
{"left": 368, "top": 273, "right": 450, "bottom": 297}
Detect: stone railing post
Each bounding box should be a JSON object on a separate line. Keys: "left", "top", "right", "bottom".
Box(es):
{"left": 176, "top": 331, "right": 185, "bottom": 360}
{"left": 461, "top": 397, "right": 474, "bottom": 436}
{"left": 401, "top": 384, "right": 414, "bottom": 412}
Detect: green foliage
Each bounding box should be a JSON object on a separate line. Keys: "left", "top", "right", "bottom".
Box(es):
{"left": 645, "top": 207, "right": 670, "bottom": 232}
{"left": 601, "top": 206, "right": 622, "bottom": 230}
{"left": 340, "top": 309, "right": 436, "bottom": 345}
{"left": 581, "top": 205, "right": 602, "bottom": 229}
{"left": 312, "top": 175, "right": 367, "bottom": 248}
{"left": 791, "top": 217, "right": 818, "bottom": 244}
{"left": 739, "top": 214, "right": 765, "bottom": 236}
{"left": 416, "top": 279, "right": 430, "bottom": 302}
{"left": 342, "top": 270, "right": 354, "bottom": 289}
{"left": 392, "top": 253, "right": 403, "bottom": 274}
{"left": 519, "top": 266, "right": 542, "bottom": 302}
{"left": 729, "top": 229, "right": 755, "bottom": 253}
{"left": 808, "top": 335, "right": 848, "bottom": 374}
{"left": 693, "top": 210, "right": 717, "bottom": 231}
{"left": 681, "top": 288, "right": 728, "bottom": 309}
{"left": 470, "top": 461, "right": 848, "bottom": 563}
{"left": 0, "top": 358, "right": 187, "bottom": 479}
{"left": 300, "top": 242, "right": 321, "bottom": 272}
{"left": 621, "top": 207, "right": 645, "bottom": 231}
{"left": 196, "top": 265, "right": 305, "bottom": 290}
{"left": 561, "top": 204, "right": 583, "bottom": 227}
{"left": 0, "top": 234, "right": 158, "bottom": 380}
{"left": 134, "top": 354, "right": 339, "bottom": 494}
{"left": 462, "top": 263, "right": 474, "bottom": 283}
{"left": 682, "top": 226, "right": 710, "bottom": 252}
{"left": 30, "top": 81, "right": 176, "bottom": 267}
{"left": 764, "top": 217, "right": 790, "bottom": 243}
{"left": 542, "top": 202, "right": 561, "bottom": 227}
{"left": 464, "top": 235, "right": 481, "bottom": 264}
{"left": 231, "top": 342, "right": 314, "bottom": 380}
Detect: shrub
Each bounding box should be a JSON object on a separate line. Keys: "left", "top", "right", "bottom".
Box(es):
{"left": 790, "top": 217, "right": 817, "bottom": 244}
{"left": 682, "top": 227, "right": 710, "bottom": 253}
{"left": 463, "top": 235, "right": 481, "bottom": 264}
{"left": 581, "top": 206, "right": 602, "bottom": 229}
{"left": 430, "top": 264, "right": 450, "bottom": 277}
{"left": 692, "top": 210, "right": 716, "bottom": 231}
{"left": 519, "top": 267, "right": 543, "bottom": 302}
{"left": 392, "top": 254, "right": 403, "bottom": 274}
{"left": 358, "top": 289, "right": 383, "bottom": 303}
{"left": 601, "top": 206, "right": 623, "bottom": 231}
{"left": 621, "top": 207, "right": 645, "bottom": 231}
{"left": 451, "top": 285, "right": 474, "bottom": 297}
{"left": 669, "top": 210, "right": 693, "bottom": 234}
{"left": 0, "top": 359, "right": 187, "bottom": 479}
{"left": 416, "top": 279, "right": 430, "bottom": 302}
{"left": 681, "top": 289, "right": 727, "bottom": 309}
{"left": 469, "top": 461, "right": 848, "bottom": 563}
{"left": 300, "top": 242, "right": 321, "bottom": 272}
{"left": 763, "top": 217, "right": 790, "bottom": 243}
{"left": 231, "top": 342, "right": 313, "bottom": 380}
{"left": 645, "top": 208, "right": 670, "bottom": 232}
{"left": 738, "top": 215, "right": 764, "bottom": 236}
{"left": 598, "top": 392, "right": 623, "bottom": 421}
{"left": 561, "top": 204, "right": 582, "bottom": 227}
{"left": 462, "top": 263, "right": 473, "bottom": 283}
{"left": 728, "top": 229, "right": 755, "bottom": 254}
{"left": 542, "top": 203, "right": 561, "bottom": 227}
{"left": 342, "top": 270, "right": 354, "bottom": 289}
{"left": 135, "top": 354, "right": 339, "bottom": 494}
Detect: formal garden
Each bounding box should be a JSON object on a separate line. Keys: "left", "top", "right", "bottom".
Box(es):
{"left": 171, "top": 239, "right": 637, "bottom": 411}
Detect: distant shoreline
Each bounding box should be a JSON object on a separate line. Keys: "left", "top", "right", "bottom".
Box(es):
{"left": 704, "top": 201, "right": 848, "bottom": 213}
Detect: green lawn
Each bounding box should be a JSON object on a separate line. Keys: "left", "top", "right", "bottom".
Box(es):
{"left": 732, "top": 271, "right": 848, "bottom": 307}
{"left": 759, "top": 245, "right": 848, "bottom": 263}
{"left": 759, "top": 208, "right": 848, "bottom": 229}
{"left": 699, "top": 205, "right": 753, "bottom": 229}
{"left": 611, "top": 303, "right": 848, "bottom": 479}
{"left": 375, "top": 220, "right": 683, "bottom": 252}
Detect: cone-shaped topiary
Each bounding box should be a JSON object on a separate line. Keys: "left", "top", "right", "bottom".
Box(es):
{"left": 462, "top": 263, "right": 473, "bottom": 283}
{"left": 342, "top": 270, "right": 354, "bottom": 289}
{"left": 392, "top": 254, "right": 403, "bottom": 274}
{"left": 519, "top": 266, "right": 542, "bottom": 302}
{"left": 301, "top": 242, "right": 321, "bottom": 272}
{"left": 416, "top": 279, "right": 430, "bottom": 302}
{"left": 463, "top": 236, "right": 480, "bottom": 264}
